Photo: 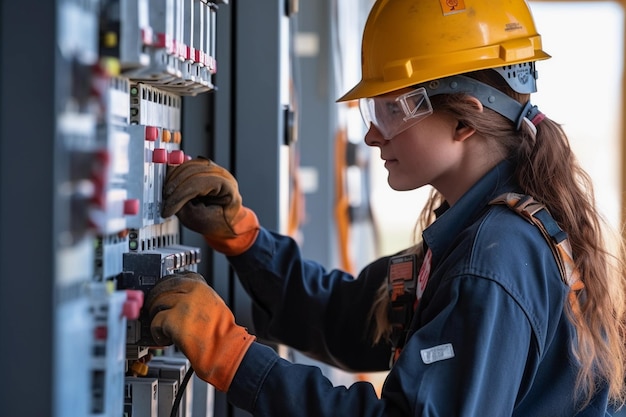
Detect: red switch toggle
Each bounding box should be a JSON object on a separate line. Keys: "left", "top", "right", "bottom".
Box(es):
{"left": 195, "top": 50, "right": 205, "bottom": 65}
{"left": 155, "top": 33, "right": 173, "bottom": 51}
{"left": 126, "top": 289, "right": 144, "bottom": 306}
{"left": 122, "top": 290, "right": 144, "bottom": 320}
{"left": 94, "top": 326, "right": 108, "bottom": 340}
{"left": 141, "top": 27, "right": 153, "bottom": 46}
{"left": 123, "top": 199, "right": 139, "bottom": 215}
{"left": 168, "top": 150, "right": 185, "bottom": 165}
{"left": 153, "top": 148, "right": 167, "bottom": 163}
{"left": 145, "top": 126, "right": 158, "bottom": 141}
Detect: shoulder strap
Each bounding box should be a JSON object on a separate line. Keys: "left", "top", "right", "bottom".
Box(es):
{"left": 489, "top": 192, "right": 584, "bottom": 312}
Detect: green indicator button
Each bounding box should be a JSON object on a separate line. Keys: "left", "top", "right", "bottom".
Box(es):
{"left": 129, "top": 240, "right": 138, "bottom": 250}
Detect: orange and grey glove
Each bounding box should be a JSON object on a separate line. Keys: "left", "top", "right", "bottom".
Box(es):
{"left": 161, "top": 157, "right": 260, "bottom": 256}
{"left": 146, "top": 271, "right": 256, "bottom": 392}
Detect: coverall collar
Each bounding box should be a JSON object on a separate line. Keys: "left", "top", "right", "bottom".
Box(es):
{"left": 422, "top": 159, "right": 519, "bottom": 265}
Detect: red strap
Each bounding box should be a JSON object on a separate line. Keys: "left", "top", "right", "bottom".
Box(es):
{"left": 414, "top": 248, "right": 432, "bottom": 309}
{"left": 393, "top": 248, "right": 433, "bottom": 365}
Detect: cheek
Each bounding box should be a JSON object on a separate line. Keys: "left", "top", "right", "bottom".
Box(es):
{"left": 389, "top": 130, "right": 460, "bottom": 186}
{"left": 394, "top": 135, "right": 450, "bottom": 167}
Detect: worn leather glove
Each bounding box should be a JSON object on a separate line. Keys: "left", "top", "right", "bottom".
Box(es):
{"left": 146, "top": 271, "right": 256, "bottom": 392}
{"left": 162, "top": 158, "right": 260, "bottom": 256}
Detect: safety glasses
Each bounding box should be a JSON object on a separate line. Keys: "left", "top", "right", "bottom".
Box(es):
{"left": 359, "top": 87, "right": 433, "bottom": 140}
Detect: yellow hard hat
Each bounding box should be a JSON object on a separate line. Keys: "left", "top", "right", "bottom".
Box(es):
{"left": 338, "top": 0, "right": 551, "bottom": 102}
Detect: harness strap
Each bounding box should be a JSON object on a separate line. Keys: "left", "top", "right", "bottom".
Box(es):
{"left": 489, "top": 192, "right": 584, "bottom": 314}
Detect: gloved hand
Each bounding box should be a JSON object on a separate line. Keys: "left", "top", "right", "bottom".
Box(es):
{"left": 162, "top": 157, "right": 260, "bottom": 256}
{"left": 146, "top": 271, "right": 256, "bottom": 392}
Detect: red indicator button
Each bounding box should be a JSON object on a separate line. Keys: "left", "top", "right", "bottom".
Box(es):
{"left": 145, "top": 126, "right": 158, "bottom": 141}
{"left": 168, "top": 150, "right": 185, "bottom": 165}
{"left": 123, "top": 199, "right": 139, "bottom": 215}
{"left": 125, "top": 290, "right": 144, "bottom": 306}
{"left": 152, "top": 148, "right": 167, "bottom": 164}
{"left": 94, "top": 326, "right": 108, "bottom": 340}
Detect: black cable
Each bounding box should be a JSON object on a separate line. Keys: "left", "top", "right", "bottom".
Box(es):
{"left": 169, "top": 366, "right": 195, "bottom": 417}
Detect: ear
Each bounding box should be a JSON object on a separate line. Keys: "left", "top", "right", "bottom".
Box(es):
{"left": 453, "top": 96, "right": 483, "bottom": 142}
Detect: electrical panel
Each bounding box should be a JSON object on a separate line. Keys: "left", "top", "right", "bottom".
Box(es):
{"left": 0, "top": 0, "right": 296, "bottom": 416}
{"left": 53, "top": 0, "right": 223, "bottom": 416}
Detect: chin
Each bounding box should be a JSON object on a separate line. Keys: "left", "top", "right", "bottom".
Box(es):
{"left": 387, "top": 179, "right": 413, "bottom": 192}
{"left": 387, "top": 175, "right": 422, "bottom": 192}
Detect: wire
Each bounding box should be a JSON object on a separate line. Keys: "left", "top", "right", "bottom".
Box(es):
{"left": 169, "top": 366, "right": 195, "bottom": 417}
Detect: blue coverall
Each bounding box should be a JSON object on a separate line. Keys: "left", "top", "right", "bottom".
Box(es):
{"left": 225, "top": 160, "right": 610, "bottom": 416}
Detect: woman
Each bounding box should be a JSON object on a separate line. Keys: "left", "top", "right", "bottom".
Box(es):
{"left": 147, "top": 0, "right": 626, "bottom": 415}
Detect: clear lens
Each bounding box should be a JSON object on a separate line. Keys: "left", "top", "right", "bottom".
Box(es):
{"left": 359, "top": 87, "right": 433, "bottom": 140}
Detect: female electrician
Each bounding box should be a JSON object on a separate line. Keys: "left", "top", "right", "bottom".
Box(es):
{"left": 146, "top": 0, "right": 626, "bottom": 415}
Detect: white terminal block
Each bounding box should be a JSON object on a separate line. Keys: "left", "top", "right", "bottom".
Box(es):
{"left": 150, "top": 355, "right": 193, "bottom": 417}
{"left": 130, "top": 82, "right": 181, "bottom": 130}
{"left": 157, "top": 379, "right": 179, "bottom": 417}
{"left": 88, "top": 283, "right": 129, "bottom": 417}
{"left": 54, "top": 297, "right": 91, "bottom": 417}
{"left": 125, "top": 377, "right": 159, "bottom": 417}
{"left": 96, "top": 232, "right": 127, "bottom": 280}
{"left": 130, "top": 218, "right": 183, "bottom": 255}
{"left": 58, "top": 0, "right": 99, "bottom": 64}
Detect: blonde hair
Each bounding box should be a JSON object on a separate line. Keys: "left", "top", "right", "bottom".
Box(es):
{"left": 369, "top": 69, "right": 626, "bottom": 408}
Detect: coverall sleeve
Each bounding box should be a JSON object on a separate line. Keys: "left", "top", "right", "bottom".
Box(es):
{"left": 227, "top": 271, "right": 535, "bottom": 416}
{"left": 227, "top": 228, "right": 536, "bottom": 417}
{"left": 228, "top": 227, "right": 392, "bottom": 371}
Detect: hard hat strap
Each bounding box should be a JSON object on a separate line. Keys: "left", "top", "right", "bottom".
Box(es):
{"left": 419, "top": 75, "right": 540, "bottom": 130}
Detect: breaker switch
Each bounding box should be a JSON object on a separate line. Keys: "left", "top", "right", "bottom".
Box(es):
{"left": 152, "top": 148, "right": 167, "bottom": 164}
{"left": 168, "top": 150, "right": 185, "bottom": 165}
{"left": 123, "top": 199, "right": 139, "bottom": 215}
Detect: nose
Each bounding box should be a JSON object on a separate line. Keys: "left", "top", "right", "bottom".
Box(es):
{"left": 364, "top": 124, "right": 386, "bottom": 147}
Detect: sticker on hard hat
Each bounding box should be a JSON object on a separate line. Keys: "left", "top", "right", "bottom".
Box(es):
{"left": 439, "top": 0, "right": 466, "bottom": 15}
